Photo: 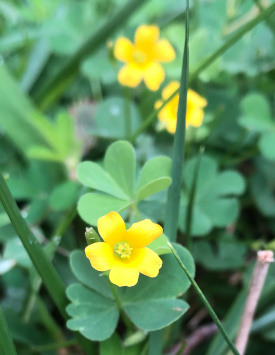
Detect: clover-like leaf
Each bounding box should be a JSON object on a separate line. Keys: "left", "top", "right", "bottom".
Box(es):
{"left": 66, "top": 283, "right": 119, "bottom": 341}
{"left": 239, "top": 94, "right": 275, "bottom": 161}
{"left": 67, "top": 244, "right": 195, "bottom": 339}
{"left": 77, "top": 141, "right": 171, "bottom": 226}
{"left": 179, "top": 155, "right": 246, "bottom": 236}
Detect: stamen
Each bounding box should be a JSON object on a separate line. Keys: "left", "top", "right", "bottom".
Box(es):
{"left": 133, "top": 50, "right": 147, "bottom": 64}
{"left": 114, "top": 242, "right": 133, "bottom": 259}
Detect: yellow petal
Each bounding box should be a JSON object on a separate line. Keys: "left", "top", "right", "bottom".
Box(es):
{"left": 162, "top": 81, "right": 180, "bottom": 100}
{"left": 153, "top": 39, "right": 175, "bottom": 62}
{"left": 109, "top": 263, "right": 139, "bottom": 287}
{"left": 188, "top": 89, "right": 207, "bottom": 107}
{"left": 125, "top": 219, "right": 163, "bottom": 248}
{"left": 135, "top": 247, "right": 162, "bottom": 277}
{"left": 134, "top": 25, "right": 159, "bottom": 50}
{"left": 114, "top": 37, "right": 134, "bottom": 62}
{"left": 187, "top": 107, "right": 204, "bottom": 127}
{"left": 118, "top": 64, "right": 143, "bottom": 88}
{"left": 85, "top": 242, "right": 115, "bottom": 271}
{"left": 97, "top": 211, "right": 126, "bottom": 246}
{"left": 143, "top": 62, "right": 165, "bottom": 91}
{"left": 166, "top": 119, "right": 177, "bottom": 133}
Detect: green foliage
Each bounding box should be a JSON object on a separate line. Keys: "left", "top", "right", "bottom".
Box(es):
{"left": 67, "top": 244, "right": 194, "bottom": 340}
{"left": 239, "top": 93, "right": 275, "bottom": 161}
{"left": 77, "top": 141, "right": 172, "bottom": 226}
{"left": 93, "top": 97, "right": 141, "bottom": 139}
{"left": 179, "top": 155, "right": 246, "bottom": 236}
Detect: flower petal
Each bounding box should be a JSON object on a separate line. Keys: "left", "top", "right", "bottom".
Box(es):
{"left": 118, "top": 64, "right": 143, "bottom": 88}
{"left": 114, "top": 37, "right": 134, "bottom": 62}
{"left": 135, "top": 247, "right": 162, "bottom": 277}
{"left": 154, "top": 39, "right": 175, "bottom": 62}
{"left": 143, "top": 62, "right": 165, "bottom": 91}
{"left": 85, "top": 242, "right": 115, "bottom": 271}
{"left": 125, "top": 219, "right": 163, "bottom": 248}
{"left": 188, "top": 89, "right": 207, "bottom": 107}
{"left": 162, "top": 81, "right": 180, "bottom": 100}
{"left": 109, "top": 263, "right": 139, "bottom": 287}
{"left": 187, "top": 107, "right": 204, "bottom": 127}
{"left": 135, "top": 25, "right": 159, "bottom": 50}
{"left": 97, "top": 211, "right": 126, "bottom": 246}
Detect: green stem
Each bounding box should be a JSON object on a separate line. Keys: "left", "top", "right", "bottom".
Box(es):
{"left": 0, "top": 305, "right": 17, "bottom": 355}
{"left": 130, "top": 2, "right": 275, "bottom": 141}
{"left": 33, "top": 0, "right": 148, "bottom": 110}
{"left": 124, "top": 87, "right": 132, "bottom": 139}
{"left": 108, "top": 281, "right": 135, "bottom": 330}
{"left": 168, "top": 242, "right": 240, "bottom": 355}
{"left": 133, "top": 203, "right": 142, "bottom": 221}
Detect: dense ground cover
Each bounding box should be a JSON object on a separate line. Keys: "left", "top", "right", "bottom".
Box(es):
{"left": 0, "top": 0, "right": 275, "bottom": 354}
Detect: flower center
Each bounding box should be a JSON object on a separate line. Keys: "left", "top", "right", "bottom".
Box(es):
{"left": 133, "top": 50, "right": 147, "bottom": 64}
{"left": 114, "top": 242, "right": 133, "bottom": 259}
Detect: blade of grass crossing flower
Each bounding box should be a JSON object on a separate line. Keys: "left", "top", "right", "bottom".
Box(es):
{"left": 130, "top": 2, "right": 275, "bottom": 141}
{"left": 164, "top": 0, "right": 189, "bottom": 243}
{"left": 185, "top": 147, "right": 204, "bottom": 249}
{"left": 33, "top": 0, "right": 148, "bottom": 110}
{"left": 149, "top": 2, "right": 189, "bottom": 354}
{"left": 0, "top": 174, "right": 95, "bottom": 354}
{"left": 0, "top": 305, "right": 17, "bottom": 355}
{"left": 168, "top": 242, "right": 241, "bottom": 355}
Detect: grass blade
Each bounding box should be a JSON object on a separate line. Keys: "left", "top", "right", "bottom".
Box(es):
{"left": 0, "top": 305, "right": 17, "bottom": 355}
{"left": 0, "top": 173, "right": 95, "bottom": 354}
{"left": 164, "top": 0, "right": 189, "bottom": 242}
{"left": 33, "top": 0, "right": 148, "bottom": 110}
{"left": 149, "top": 1, "right": 189, "bottom": 354}
{"left": 130, "top": 2, "right": 275, "bottom": 141}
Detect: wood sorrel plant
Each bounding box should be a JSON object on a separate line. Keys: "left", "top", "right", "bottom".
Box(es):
{"left": 0, "top": 0, "right": 275, "bottom": 354}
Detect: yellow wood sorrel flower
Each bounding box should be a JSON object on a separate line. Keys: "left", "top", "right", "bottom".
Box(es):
{"left": 155, "top": 81, "right": 207, "bottom": 133}
{"left": 85, "top": 211, "right": 163, "bottom": 287}
{"left": 114, "top": 24, "right": 175, "bottom": 91}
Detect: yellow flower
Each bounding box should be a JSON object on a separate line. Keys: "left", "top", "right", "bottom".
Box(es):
{"left": 85, "top": 211, "right": 163, "bottom": 287}
{"left": 155, "top": 81, "right": 207, "bottom": 133}
{"left": 114, "top": 24, "right": 175, "bottom": 91}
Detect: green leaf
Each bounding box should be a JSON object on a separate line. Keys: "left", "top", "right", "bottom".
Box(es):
{"left": 123, "top": 244, "right": 195, "bottom": 302}
{"left": 66, "top": 283, "right": 119, "bottom": 341}
{"left": 104, "top": 141, "right": 136, "bottom": 198}
{"left": 49, "top": 181, "right": 80, "bottom": 211}
{"left": 78, "top": 193, "right": 132, "bottom": 226}
{"left": 180, "top": 155, "right": 246, "bottom": 236}
{"left": 239, "top": 94, "right": 274, "bottom": 133}
{"left": 27, "top": 146, "right": 61, "bottom": 162}
{"left": 259, "top": 132, "right": 275, "bottom": 161}
{"left": 70, "top": 250, "right": 113, "bottom": 298}
{"left": 3, "top": 238, "right": 32, "bottom": 269}
{"left": 193, "top": 235, "right": 247, "bottom": 270}
{"left": 0, "top": 66, "right": 49, "bottom": 154}
{"left": 100, "top": 333, "right": 124, "bottom": 355}
{"left": 0, "top": 306, "right": 17, "bottom": 355}
{"left": 137, "top": 156, "right": 172, "bottom": 200}
{"left": 77, "top": 161, "right": 129, "bottom": 200}
{"left": 93, "top": 97, "right": 141, "bottom": 139}
{"left": 124, "top": 298, "right": 189, "bottom": 331}
{"left": 68, "top": 245, "right": 194, "bottom": 333}
{"left": 148, "top": 234, "right": 171, "bottom": 256}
